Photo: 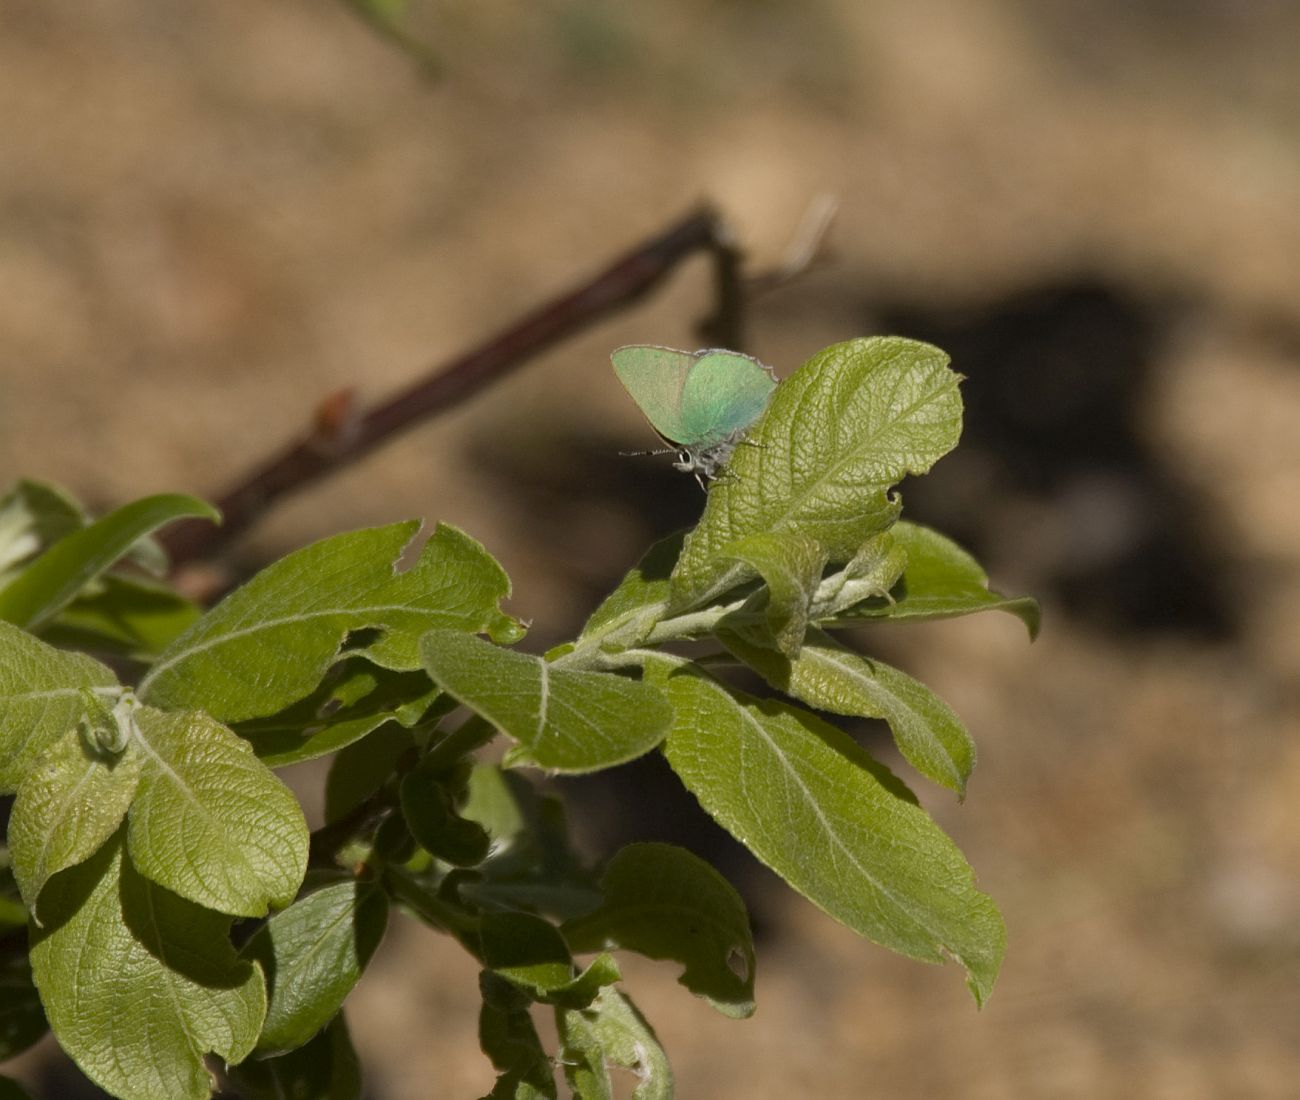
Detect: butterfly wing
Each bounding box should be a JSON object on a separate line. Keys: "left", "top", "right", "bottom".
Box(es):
{"left": 678, "top": 350, "right": 778, "bottom": 447}
{"left": 611, "top": 345, "right": 698, "bottom": 446}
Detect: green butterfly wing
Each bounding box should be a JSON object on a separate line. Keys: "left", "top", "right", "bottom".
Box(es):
{"left": 611, "top": 345, "right": 697, "bottom": 444}
{"left": 678, "top": 351, "right": 777, "bottom": 447}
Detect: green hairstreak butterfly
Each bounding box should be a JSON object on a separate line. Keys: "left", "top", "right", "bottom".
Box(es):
{"left": 611, "top": 345, "right": 777, "bottom": 487}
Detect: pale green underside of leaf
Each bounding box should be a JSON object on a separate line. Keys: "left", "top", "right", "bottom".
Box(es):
{"left": 420, "top": 630, "right": 672, "bottom": 773}
{"left": 837, "top": 521, "right": 1040, "bottom": 636}
{"left": 0, "top": 479, "right": 86, "bottom": 583}
{"left": 127, "top": 708, "right": 308, "bottom": 916}
{"left": 662, "top": 672, "right": 1004, "bottom": 1005}
{"left": 557, "top": 987, "right": 672, "bottom": 1100}
{"left": 0, "top": 620, "right": 119, "bottom": 792}
{"left": 138, "top": 522, "right": 514, "bottom": 722}
{"left": 0, "top": 494, "right": 217, "bottom": 631}
{"left": 721, "top": 626, "right": 975, "bottom": 797}
{"left": 10, "top": 729, "right": 142, "bottom": 914}
{"left": 29, "top": 835, "right": 265, "bottom": 1100}
{"left": 671, "top": 337, "right": 962, "bottom": 609}
{"left": 724, "top": 531, "right": 827, "bottom": 657}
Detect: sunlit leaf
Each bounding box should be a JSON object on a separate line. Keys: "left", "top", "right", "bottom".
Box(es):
{"left": 420, "top": 630, "right": 672, "bottom": 773}
{"left": 127, "top": 708, "right": 308, "bottom": 916}
{"left": 662, "top": 670, "right": 1004, "bottom": 1005}
{"left": 0, "top": 620, "right": 118, "bottom": 792}
{"left": 0, "top": 494, "right": 217, "bottom": 630}
{"left": 139, "top": 522, "right": 516, "bottom": 722}
{"left": 29, "top": 835, "right": 265, "bottom": 1100}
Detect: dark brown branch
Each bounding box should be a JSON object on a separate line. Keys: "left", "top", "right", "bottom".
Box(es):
{"left": 160, "top": 205, "right": 740, "bottom": 566}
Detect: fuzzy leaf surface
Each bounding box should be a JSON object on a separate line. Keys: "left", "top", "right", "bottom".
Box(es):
{"left": 138, "top": 522, "right": 514, "bottom": 721}
{"left": 420, "top": 630, "right": 672, "bottom": 773}
{"left": 127, "top": 708, "right": 308, "bottom": 916}
{"left": 724, "top": 531, "right": 826, "bottom": 657}
{"left": 556, "top": 988, "right": 671, "bottom": 1100}
{"left": 29, "top": 836, "right": 264, "bottom": 1100}
{"left": 662, "top": 671, "right": 1004, "bottom": 1004}
{"left": 0, "top": 620, "right": 118, "bottom": 792}
{"left": 9, "top": 728, "right": 142, "bottom": 913}
{"left": 722, "top": 626, "right": 975, "bottom": 796}
{"left": 836, "top": 521, "right": 1039, "bottom": 636}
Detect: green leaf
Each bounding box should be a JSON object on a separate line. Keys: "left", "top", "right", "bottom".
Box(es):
{"left": 0, "top": 494, "right": 218, "bottom": 631}
{"left": 662, "top": 671, "right": 1004, "bottom": 1005}
{"left": 579, "top": 530, "right": 684, "bottom": 645}
{"left": 420, "top": 630, "right": 672, "bottom": 773}
{"left": 670, "top": 337, "right": 962, "bottom": 610}
{"left": 478, "top": 971, "right": 557, "bottom": 1099}
{"left": 461, "top": 763, "right": 531, "bottom": 844}
{"left": 0, "top": 620, "right": 119, "bottom": 792}
{"left": 553, "top": 1006, "right": 611, "bottom": 1100}
{"left": 138, "top": 522, "right": 516, "bottom": 722}
{"left": 834, "top": 521, "right": 1040, "bottom": 636}
{"left": 556, "top": 988, "right": 671, "bottom": 1100}
{"left": 45, "top": 575, "right": 202, "bottom": 659}
{"left": 400, "top": 759, "right": 492, "bottom": 867}
{"left": 9, "top": 727, "right": 142, "bottom": 914}
{"left": 243, "top": 880, "right": 389, "bottom": 1055}
{"left": 225, "top": 1013, "right": 362, "bottom": 1100}
{"left": 0, "top": 479, "right": 85, "bottom": 583}
{"left": 480, "top": 911, "right": 619, "bottom": 1008}
{"left": 721, "top": 627, "right": 975, "bottom": 797}
{"left": 0, "top": 953, "right": 47, "bottom": 1061}
{"left": 724, "top": 531, "right": 827, "bottom": 657}
{"left": 30, "top": 834, "right": 265, "bottom": 1100}
{"left": 563, "top": 842, "right": 755, "bottom": 1018}
{"left": 127, "top": 707, "right": 308, "bottom": 916}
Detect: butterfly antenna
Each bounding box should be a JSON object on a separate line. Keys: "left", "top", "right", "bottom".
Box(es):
{"left": 620, "top": 447, "right": 680, "bottom": 458}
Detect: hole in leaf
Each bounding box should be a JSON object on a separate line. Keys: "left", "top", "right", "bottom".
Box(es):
{"left": 342, "top": 627, "right": 384, "bottom": 652}
{"left": 726, "top": 946, "right": 750, "bottom": 982}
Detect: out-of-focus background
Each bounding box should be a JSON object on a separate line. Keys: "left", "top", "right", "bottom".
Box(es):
{"left": 4, "top": 1, "right": 1300, "bottom": 1096}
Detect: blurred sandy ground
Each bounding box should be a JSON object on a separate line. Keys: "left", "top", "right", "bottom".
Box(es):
{"left": 3, "top": 1, "right": 1300, "bottom": 1096}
